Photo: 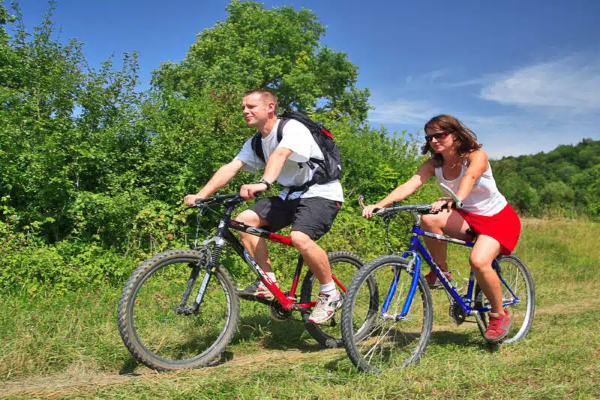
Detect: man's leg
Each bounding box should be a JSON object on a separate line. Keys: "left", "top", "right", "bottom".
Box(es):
{"left": 235, "top": 197, "right": 294, "bottom": 299}
{"left": 289, "top": 230, "right": 331, "bottom": 284}
{"left": 236, "top": 209, "right": 272, "bottom": 272}
{"left": 290, "top": 197, "right": 342, "bottom": 324}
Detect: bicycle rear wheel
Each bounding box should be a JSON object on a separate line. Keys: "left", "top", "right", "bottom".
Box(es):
{"left": 118, "top": 249, "right": 240, "bottom": 371}
{"left": 475, "top": 254, "right": 535, "bottom": 344}
{"left": 341, "top": 255, "right": 433, "bottom": 373}
{"left": 300, "top": 252, "right": 376, "bottom": 348}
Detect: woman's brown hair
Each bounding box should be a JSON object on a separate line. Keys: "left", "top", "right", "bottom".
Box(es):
{"left": 421, "top": 114, "right": 482, "bottom": 167}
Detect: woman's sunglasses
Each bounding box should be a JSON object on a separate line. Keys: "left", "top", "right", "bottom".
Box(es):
{"left": 425, "top": 130, "right": 452, "bottom": 142}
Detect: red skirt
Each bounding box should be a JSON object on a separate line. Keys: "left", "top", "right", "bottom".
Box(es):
{"left": 457, "top": 204, "right": 521, "bottom": 255}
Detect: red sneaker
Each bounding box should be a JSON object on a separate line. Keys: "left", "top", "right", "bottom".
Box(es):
{"left": 484, "top": 310, "right": 512, "bottom": 343}
{"left": 424, "top": 270, "right": 453, "bottom": 289}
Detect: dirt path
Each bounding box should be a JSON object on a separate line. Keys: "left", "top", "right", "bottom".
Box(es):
{"left": 3, "top": 298, "right": 599, "bottom": 399}
{"left": 0, "top": 347, "right": 344, "bottom": 399}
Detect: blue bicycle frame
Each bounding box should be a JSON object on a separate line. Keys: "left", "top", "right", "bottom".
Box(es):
{"left": 381, "top": 224, "right": 521, "bottom": 321}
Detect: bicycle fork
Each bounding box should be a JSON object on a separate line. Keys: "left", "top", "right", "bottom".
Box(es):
{"left": 380, "top": 254, "right": 421, "bottom": 321}
{"left": 175, "top": 245, "right": 220, "bottom": 315}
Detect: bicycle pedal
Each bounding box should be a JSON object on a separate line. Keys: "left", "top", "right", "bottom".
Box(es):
{"left": 236, "top": 292, "right": 273, "bottom": 305}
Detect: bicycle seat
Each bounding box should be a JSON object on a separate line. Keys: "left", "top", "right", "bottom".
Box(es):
{"left": 465, "top": 228, "right": 477, "bottom": 238}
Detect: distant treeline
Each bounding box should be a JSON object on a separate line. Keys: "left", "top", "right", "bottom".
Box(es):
{"left": 492, "top": 139, "right": 600, "bottom": 218}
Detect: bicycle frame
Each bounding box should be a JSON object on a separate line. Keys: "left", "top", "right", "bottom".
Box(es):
{"left": 199, "top": 199, "right": 347, "bottom": 313}
{"left": 383, "top": 223, "right": 521, "bottom": 321}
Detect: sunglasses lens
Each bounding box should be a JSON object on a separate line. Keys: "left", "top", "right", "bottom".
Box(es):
{"left": 425, "top": 131, "right": 451, "bottom": 142}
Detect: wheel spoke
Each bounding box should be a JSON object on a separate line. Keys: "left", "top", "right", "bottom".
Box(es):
{"left": 341, "top": 256, "right": 433, "bottom": 372}
{"left": 118, "top": 251, "right": 240, "bottom": 371}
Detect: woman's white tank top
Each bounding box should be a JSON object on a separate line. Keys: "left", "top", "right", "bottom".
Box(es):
{"left": 434, "top": 162, "right": 507, "bottom": 216}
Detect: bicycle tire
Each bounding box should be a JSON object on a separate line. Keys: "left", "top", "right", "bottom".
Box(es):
{"left": 300, "top": 251, "right": 376, "bottom": 348}
{"left": 475, "top": 254, "right": 535, "bottom": 344}
{"left": 341, "top": 255, "right": 434, "bottom": 373}
{"left": 118, "top": 249, "right": 240, "bottom": 371}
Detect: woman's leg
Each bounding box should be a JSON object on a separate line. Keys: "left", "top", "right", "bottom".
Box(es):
{"left": 422, "top": 210, "right": 471, "bottom": 271}
{"left": 469, "top": 235, "right": 504, "bottom": 314}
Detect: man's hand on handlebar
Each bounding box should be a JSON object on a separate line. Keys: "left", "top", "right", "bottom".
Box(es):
{"left": 184, "top": 194, "right": 204, "bottom": 207}
{"left": 239, "top": 182, "right": 268, "bottom": 200}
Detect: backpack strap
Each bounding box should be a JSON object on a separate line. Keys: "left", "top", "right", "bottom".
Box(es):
{"left": 284, "top": 158, "right": 328, "bottom": 200}
{"left": 252, "top": 118, "right": 288, "bottom": 164}
{"left": 250, "top": 132, "right": 265, "bottom": 163}
{"left": 275, "top": 117, "right": 288, "bottom": 142}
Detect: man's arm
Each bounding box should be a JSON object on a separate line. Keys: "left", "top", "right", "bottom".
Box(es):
{"left": 239, "top": 147, "right": 293, "bottom": 200}
{"left": 184, "top": 159, "right": 245, "bottom": 206}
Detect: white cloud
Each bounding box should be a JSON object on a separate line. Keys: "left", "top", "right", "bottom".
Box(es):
{"left": 406, "top": 68, "right": 452, "bottom": 86}
{"left": 367, "top": 53, "right": 600, "bottom": 158}
{"left": 480, "top": 55, "right": 600, "bottom": 111}
{"left": 460, "top": 112, "right": 600, "bottom": 158}
{"left": 444, "top": 76, "right": 493, "bottom": 89}
{"left": 368, "top": 98, "right": 441, "bottom": 125}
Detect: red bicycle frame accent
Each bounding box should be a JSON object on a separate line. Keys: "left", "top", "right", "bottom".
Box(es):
{"left": 226, "top": 219, "right": 346, "bottom": 311}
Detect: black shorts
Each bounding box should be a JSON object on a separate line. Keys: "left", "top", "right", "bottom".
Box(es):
{"left": 249, "top": 196, "right": 342, "bottom": 241}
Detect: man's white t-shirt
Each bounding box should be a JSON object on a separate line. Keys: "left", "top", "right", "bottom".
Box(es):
{"left": 234, "top": 119, "right": 344, "bottom": 202}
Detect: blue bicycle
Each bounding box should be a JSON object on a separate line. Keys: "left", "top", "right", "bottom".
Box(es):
{"left": 340, "top": 186, "right": 535, "bottom": 373}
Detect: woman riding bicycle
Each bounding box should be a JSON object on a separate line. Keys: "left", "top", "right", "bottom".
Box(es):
{"left": 362, "top": 114, "right": 521, "bottom": 343}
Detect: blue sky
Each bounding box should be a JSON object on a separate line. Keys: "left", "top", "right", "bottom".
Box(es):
{"left": 13, "top": 0, "right": 600, "bottom": 158}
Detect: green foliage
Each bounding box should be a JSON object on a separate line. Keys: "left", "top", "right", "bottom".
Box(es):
{"left": 0, "top": 1, "right": 433, "bottom": 295}
{"left": 492, "top": 138, "right": 600, "bottom": 218}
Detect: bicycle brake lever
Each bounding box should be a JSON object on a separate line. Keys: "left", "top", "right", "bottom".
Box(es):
{"left": 439, "top": 183, "right": 464, "bottom": 208}
{"left": 358, "top": 195, "right": 366, "bottom": 209}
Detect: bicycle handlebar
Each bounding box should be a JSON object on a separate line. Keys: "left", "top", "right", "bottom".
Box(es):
{"left": 191, "top": 194, "right": 243, "bottom": 208}
{"left": 358, "top": 182, "right": 464, "bottom": 218}
{"left": 376, "top": 203, "right": 457, "bottom": 217}
{"left": 439, "top": 183, "right": 464, "bottom": 208}
{"left": 358, "top": 195, "right": 455, "bottom": 218}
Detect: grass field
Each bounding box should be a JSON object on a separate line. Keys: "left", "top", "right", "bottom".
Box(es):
{"left": 1, "top": 218, "right": 599, "bottom": 399}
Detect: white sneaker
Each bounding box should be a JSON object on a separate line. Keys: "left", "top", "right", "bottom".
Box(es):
{"left": 308, "top": 291, "right": 342, "bottom": 324}
{"left": 237, "top": 278, "right": 277, "bottom": 301}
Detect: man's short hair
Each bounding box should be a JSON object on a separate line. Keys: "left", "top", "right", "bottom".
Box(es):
{"left": 244, "top": 89, "right": 278, "bottom": 113}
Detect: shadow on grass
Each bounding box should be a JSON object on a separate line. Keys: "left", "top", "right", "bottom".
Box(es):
{"left": 232, "top": 313, "right": 325, "bottom": 353}
{"left": 119, "top": 357, "right": 141, "bottom": 375}
{"left": 117, "top": 312, "right": 328, "bottom": 374}
{"left": 323, "top": 330, "right": 500, "bottom": 373}
{"left": 429, "top": 330, "right": 500, "bottom": 352}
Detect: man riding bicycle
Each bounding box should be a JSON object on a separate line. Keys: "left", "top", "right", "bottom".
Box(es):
{"left": 184, "top": 89, "right": 344, "bottom": 324}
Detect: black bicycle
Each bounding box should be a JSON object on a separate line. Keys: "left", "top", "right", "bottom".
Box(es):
{"left": 118, "top": 194, "right": 377, "bottom": 371}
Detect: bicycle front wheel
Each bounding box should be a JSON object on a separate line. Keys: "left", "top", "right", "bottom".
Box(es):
{"left": 475, "top": 254, "right": 535, "bottom": 344}
{"left": 118, "top": 249, "right": 240, "bottom": 371}
{"left": 341, "top": 255, "right": 433, "bottom": 373}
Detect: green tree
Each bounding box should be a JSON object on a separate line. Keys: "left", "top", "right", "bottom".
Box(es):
{"left": 152, "top": 0, "right": 371, "bottom": 122}
{"left": 539, "top": 181, "right": 574, "bottom": 207}
{"left": 496, "top": 173, "right": 539, "bottom": 213}
{"left": 572, "top": 164, "right": 600, "bottom": 216}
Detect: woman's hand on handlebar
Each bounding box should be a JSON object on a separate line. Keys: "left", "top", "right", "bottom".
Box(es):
{"left": 362, "top": 204, "right": 381, "bottom": 218}
{"left": 430, "top": 197, "right": 453, "bottom": 213}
